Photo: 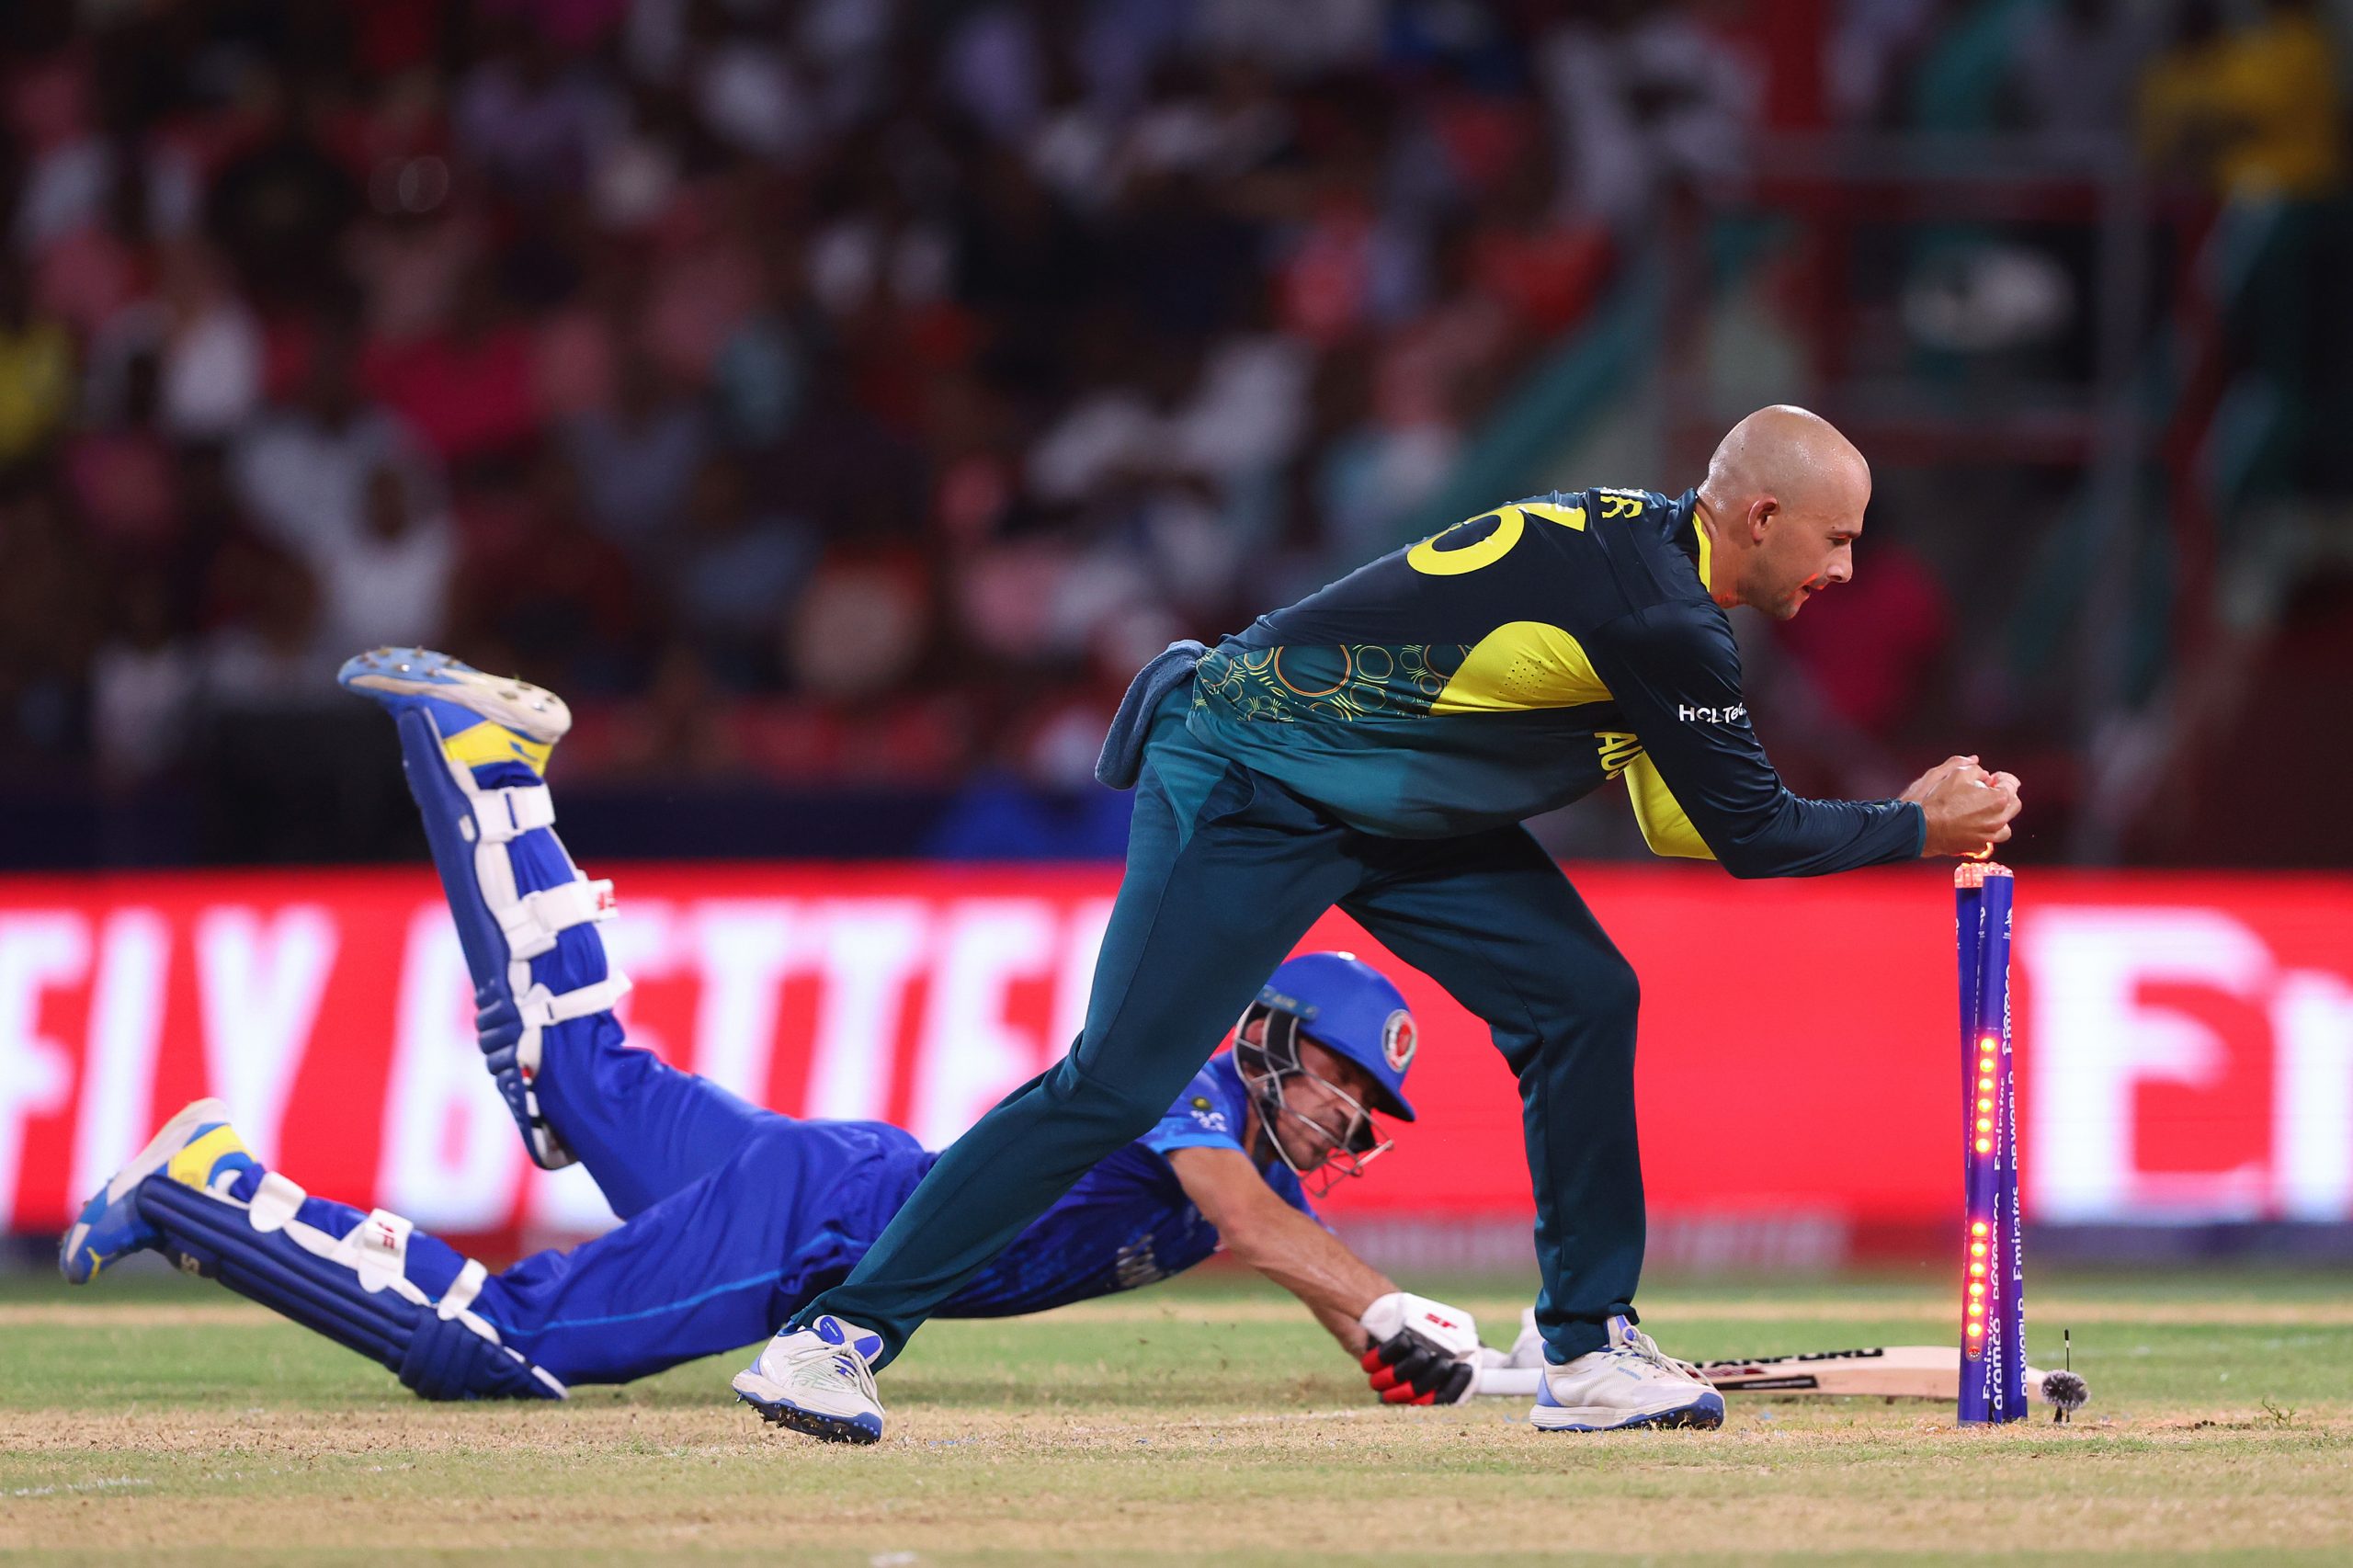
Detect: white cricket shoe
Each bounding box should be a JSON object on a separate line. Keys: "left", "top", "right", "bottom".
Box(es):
{"left": 733, "top": 1315, "right": 887, "bottom": 1444}
{"left": 1529, "top": 1314, "right": 1724, "bottom": 1432}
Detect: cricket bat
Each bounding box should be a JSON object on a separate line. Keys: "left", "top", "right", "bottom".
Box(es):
{"left": 1473, "top": 1345, "right": 2054, "bottom": 1402}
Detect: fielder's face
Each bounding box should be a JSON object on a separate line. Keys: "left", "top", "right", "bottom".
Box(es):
{"left": 1752, "top": 494, "right": 1862, "bottom": 620}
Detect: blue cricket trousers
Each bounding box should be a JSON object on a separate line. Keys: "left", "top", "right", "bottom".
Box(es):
{"left": 277, "top": 1022, "right": 929, "bottom": 1386}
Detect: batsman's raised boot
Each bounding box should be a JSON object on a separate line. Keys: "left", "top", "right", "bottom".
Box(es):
{"left": 733, "top": 1315, "right": 888, "bottom": 1444}
{"left": 63, "top": 1100, "right": 562, "bottom": 1401}
{"left": 58, "top": 1097, "right": 247, "bottom": 1283}
{"left": 339, "top": 646, "right": 627, "bottom": 1169}
{"left": 1529, "top": 1315, "right": 1725, "bottom": 1432}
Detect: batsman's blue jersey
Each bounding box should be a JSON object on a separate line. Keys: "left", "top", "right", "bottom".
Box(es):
{"left": 1187, "top": 487, "right": 1924, "bottom": 871}
{"left": 939, "top": 1052, "right": 1313, "bottom": 1316}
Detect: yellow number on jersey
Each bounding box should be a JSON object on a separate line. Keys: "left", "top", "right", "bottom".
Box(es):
{"left": 1407, "top": 503, "right": 1586, "bottom": 577}
{"left": 1407, "top": 509, "right": 1523, "bottom": 575}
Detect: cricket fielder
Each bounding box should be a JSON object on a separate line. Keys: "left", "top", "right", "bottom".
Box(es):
{"left": 749, "top": 404, "right": 2024, "bottom": 1439}
{"left": 59, "top": 653, "right": 1492, "bottom": 1412}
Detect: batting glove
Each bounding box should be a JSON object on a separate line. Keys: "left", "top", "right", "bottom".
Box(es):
{"left": 1359, "top": 1291, "right": 1481, "bottom": 1405}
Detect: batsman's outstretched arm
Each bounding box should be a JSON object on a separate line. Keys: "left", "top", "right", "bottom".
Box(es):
{"left": 1168, "top": 1143, "right": 1390, "bottom": 1353}
{"left": 1166, "top": 1145, "right": 1484, "bottom": 1404}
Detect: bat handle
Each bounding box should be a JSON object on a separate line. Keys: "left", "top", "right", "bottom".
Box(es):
{"left": 1471, "top": 1367, "right": 1545, "bottom": 1399}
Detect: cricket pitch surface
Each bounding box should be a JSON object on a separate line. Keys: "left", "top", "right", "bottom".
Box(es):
{"left": 6, "top": 1268, "right": 2351, "bottom": 1565}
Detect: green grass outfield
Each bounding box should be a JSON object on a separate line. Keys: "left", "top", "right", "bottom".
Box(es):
{"left": 5, "top": 1264, "right": 2352, "bottom": 1565}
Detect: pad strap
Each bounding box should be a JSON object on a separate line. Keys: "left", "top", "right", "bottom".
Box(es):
{"left": 471, "top": 784, "right": 556, "bottom": 845}
{"left": 248, "top": 1170, "right": 306, "bottom": 1232}
{"left": 518, "top": 972, "right": 633, "bottom": 1029}
{"left": 496, "top": 879, "right": 617, "bottom": 960}
{"left": 345, "top": 1209, "right": 415, "bottom": 1294}
{"left": 438, "top": 1258, "right": 489, "bottom": 1320}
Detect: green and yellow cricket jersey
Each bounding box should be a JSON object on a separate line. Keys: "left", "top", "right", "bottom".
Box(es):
{"left": 1186, "top": 486, "right": 1925, "bottom": 873}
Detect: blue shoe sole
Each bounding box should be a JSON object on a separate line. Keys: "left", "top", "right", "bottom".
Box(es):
{"left": 736, "top": 1392, "right": 884, "bottom": 1445}
{"left": 337, "top": 647, "right": 478, "bottom": 710}
{"left": 338, "top": 645, "right": 466, "bottom": 683}
{"left": 337, "top": 647, "right": 571, "bottom": 744}
{"left": 58, "top": 1183, "right": 138, "bottom": 1284}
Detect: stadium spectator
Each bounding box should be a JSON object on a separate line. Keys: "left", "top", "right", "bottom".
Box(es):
{"left": 453, "top": 444, "right": 653, "bottom": 694}
{"left": 203, "top": 81, "right": 363, "bottom": 308}
{"left": 2002, "top": 0, "right": 2154, "bottom": 140}
{"left": 316, "top": 461, "right": 457, "bottom": 654}
{"left": 0, "top": 256, "right": 73, "bottom": 470}
{"left": 89, "top": 240, "right": 267, "bottom": 442}
{"left": 0, "top": 483, "right": 101, "bottom": 768}
{"left": 91, "top": 569, "right": 198, "bottom": 788}
{"left": 361, "top": 263, "right": 542, "bottom": 464}
{"left": 60, "top": 347, "right": 179, "bottom": 553}
{"left": 230, "top": 329, "right": 422, "bottom": 567}
{"left": 2140, "top": 0, "right": 2347, "bottom": 199}
{"left": 1539, "top": 0, "right": 1760, "bottom": 229}
{"left": 667, "top": 453, "right": 815, "bottom": 689}
{"left": 198, "top": 536, "right": 334, "bottom": 713}
{"left": 562, "top": 345, "right": 708, "bottom": 553}
{"left": 452, "top": 27, "right": 615, "bottom": 199}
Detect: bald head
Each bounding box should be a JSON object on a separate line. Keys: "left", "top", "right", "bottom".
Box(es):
{"left": 1693, "top": 405, "right": 1871, "bottom": 619}
{"left": 1701, "top": 405, "right": 1870, "bottom": 523}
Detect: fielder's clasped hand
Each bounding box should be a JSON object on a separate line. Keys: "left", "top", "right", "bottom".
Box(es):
{"left": 1358, "top": 1291, "right": 1482, "bottom": 1405}
{"left": 1902, "top": 755, "right": 2023, "bottom": 859}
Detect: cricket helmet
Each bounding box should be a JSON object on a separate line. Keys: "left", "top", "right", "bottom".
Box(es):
{"left": 1232, "top": 950, "right": 1418, "bottom": 1191}
{"left": 1244, "top": 950, "right": 1417, "bottom": 1120}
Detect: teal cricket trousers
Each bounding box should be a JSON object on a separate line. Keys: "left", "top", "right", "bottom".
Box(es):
{"left": 802, "top": 686, "right": 1645, "bottom": 1366}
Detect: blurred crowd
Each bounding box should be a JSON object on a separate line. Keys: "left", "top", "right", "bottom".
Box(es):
{"left": 0, "top": 0, "right": 1651, "bottom": 808}
{"left": 0, "top": 0, "right": 2347, "bottom": 862}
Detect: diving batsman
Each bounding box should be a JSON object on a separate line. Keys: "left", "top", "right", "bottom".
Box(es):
{"left": 60, "top": 652, "right": 1494, "bottom": 1412}
{"left": 746, "top": 404, "right": 2023, "bottom": 1438}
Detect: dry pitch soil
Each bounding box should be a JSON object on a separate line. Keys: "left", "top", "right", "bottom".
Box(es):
{"left": 3, "top": 1267, "right": 2350, "bottom": 1565}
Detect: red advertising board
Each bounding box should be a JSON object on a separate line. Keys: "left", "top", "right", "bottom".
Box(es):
{"left": 3, "top": 865, "right": 2348, "bottom": 1250}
